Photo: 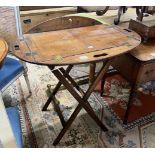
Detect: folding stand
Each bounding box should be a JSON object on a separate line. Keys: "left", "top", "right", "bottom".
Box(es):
{"left": 42, "top": 60, "right": 112, "bottom": 145}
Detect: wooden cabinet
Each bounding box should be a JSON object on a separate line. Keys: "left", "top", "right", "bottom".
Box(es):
{"left": 137, "top": 62, "right": 155, "bottom": 84}
{"left": 110, "top": 40, "right": 155, "bottom": 124}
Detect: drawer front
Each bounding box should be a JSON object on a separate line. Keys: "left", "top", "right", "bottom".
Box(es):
{"left": 137, "top": 62, "right": 155, "bottom": 84}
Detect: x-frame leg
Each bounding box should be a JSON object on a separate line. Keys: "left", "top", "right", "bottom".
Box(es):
{"left": 42, "top": 65, "right": 73, "bottom": 127}
{"left": 42, "top": 65, "right": 73, "bottom": 111}
{"left": 52, "top": 60, "right": 112, "bottom": 145}
{"left": 42, "top": 59, "right": 112, "bottom": 145}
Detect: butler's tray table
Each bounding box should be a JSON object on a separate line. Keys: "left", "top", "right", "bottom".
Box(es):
{"left": 12, "top": 16, "right": 141, "bottom": 145}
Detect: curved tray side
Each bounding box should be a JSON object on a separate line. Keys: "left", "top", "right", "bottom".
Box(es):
{"left": 26, "top": 15, "right": 102, "bottom": 34}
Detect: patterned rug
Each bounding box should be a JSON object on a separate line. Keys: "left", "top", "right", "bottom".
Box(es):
{"left": 2, "top": 62, "right": 155, "bottom": 148}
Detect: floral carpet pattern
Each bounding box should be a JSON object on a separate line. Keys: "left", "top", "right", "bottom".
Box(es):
{"left": 2, "top": 62, "right": 155, "bottom": 148}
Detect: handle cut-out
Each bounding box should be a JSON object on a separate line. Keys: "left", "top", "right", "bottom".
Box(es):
{"left": 23, "top": 19, "right": 31, "bottom": 24}
{"left": 124, "top": 28, "right": 132, "bottom": 32}
{"left": 94, "top": 53, "right": 108, "bottom": 57}
{"left": 14, "top": 45, "right": 20, "bottom": 50}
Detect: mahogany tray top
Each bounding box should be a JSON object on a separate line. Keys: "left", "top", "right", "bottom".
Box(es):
{"left": 12, "top": 24, "right": 141, "bottom": 66}
{"left": 0, "top": 38, "right": 8, "bottom": 67}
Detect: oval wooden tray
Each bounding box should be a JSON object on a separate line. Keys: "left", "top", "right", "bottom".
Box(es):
{"left": 12, "top": 16, "right": 141, "bottom": 66}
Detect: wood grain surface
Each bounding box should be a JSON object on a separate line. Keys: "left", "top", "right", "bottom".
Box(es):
{"left": 12, "top": 16, "right": 141, "bottom": 66}
{"left": 20, "top": 7, "right": 77, "bottom": 33}
{"left": 131, "top": 39, "right": 155, "bottom": 61}
{"left": 26, "top": 16, "right": 102, "bottom": 33}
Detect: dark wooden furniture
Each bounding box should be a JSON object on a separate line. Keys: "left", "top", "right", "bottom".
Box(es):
{"left": 114, "top": 6, "right": 155, "bottom": 25}
{"left": 103, "top": 39, "right": 155, "bottom": 124}
{"left": 77, "top": 6, "right": 109, "bottom": 16}
{"left": 136, "top": 6, "right": 155, "bottom": 21}
{"left": 0, "top": 39, "right": 8, "bottom": 68}
{"left": 12, "top": 16, "right": 140, "bottom": 145}
{"left": 114, "top": 6, "right": 128, "bottom": 25}
{"left": 129, "top": 19, "right": 155, "bottom": 42}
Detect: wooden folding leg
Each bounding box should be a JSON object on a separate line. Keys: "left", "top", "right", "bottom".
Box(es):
{"left": 52, "top": 60, "right": 112, "bottom": 145}
{"left": 123, "top": 83, "right": 137, "bottom": 124}
{"left": 48, "top": 92, "right": 66, "bottom": 127}
{"left": 42, "top": 65, "right": 73, "bottom": 127}
{"left": 42, "top": 65, "right": 73, "bottom": 111}
{"left": 89, "top": 62, "right": 96, "bottom": 85}
{"left": 53, "top": 69, "right": 108, "bottom": 129}
{"left": 59, "top": 67, "right": 85, "bottom": 96}
{"left": 59, "top": 67, "right": 92, "bottom": 110}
